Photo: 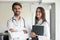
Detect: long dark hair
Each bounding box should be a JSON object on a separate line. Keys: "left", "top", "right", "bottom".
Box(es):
{"left": 35, "top": 7, "right": 47, "bottom": 24}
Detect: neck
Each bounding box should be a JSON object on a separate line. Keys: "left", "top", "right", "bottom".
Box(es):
{"left": 38, "top": 18, "right": 41, "bottom": 21}
{"left": 14, "top": 15, "right": 21, "bottom": 20}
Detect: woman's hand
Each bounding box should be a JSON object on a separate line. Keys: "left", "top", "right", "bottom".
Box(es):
{"left": 31, "top": 32, "right": 37, "bottom": 38}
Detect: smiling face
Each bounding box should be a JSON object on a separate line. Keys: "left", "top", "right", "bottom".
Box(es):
{"left": 12, "top": 5, "right": 22, "bottom": 16}
{"left": 35, "top": 7, "right": 46, "bottom": 24}
{"left": 36, "top": 8, "right": 42, "bottom": 20}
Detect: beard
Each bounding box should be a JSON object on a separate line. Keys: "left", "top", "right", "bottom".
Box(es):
{"left": 14, "top": 11, "right": 20, "bottom": 16}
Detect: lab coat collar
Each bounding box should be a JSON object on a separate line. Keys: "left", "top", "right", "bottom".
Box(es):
{"left": 37, "top": 19, "right": 43, "bottom": 25}
{"left": 12, "top": 16, "right": 21, "bottom": 21}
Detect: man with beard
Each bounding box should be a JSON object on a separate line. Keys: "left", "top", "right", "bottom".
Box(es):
{"left": 7, "top": 2, "right": 30, "bottom": 40}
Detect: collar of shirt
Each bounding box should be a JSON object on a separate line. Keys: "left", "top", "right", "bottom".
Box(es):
{"left": 36, "top": 19, "right": 43, "bottom": 25}
{"left": 12, "top": 16, "right": 24, "bottom": 27}
{"left": 12, "top": 16, "right": 22, "bottom": 21}
{"left": 12, "top": 16, "right": 23, "bottom": 25}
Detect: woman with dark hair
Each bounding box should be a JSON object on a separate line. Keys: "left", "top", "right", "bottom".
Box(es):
{"left": 31, "top": 7, "right": 50, "bottom": 40}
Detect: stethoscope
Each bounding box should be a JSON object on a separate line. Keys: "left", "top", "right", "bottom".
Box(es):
{"left": 12, "top": 17, "right": 26, "bottom": 28}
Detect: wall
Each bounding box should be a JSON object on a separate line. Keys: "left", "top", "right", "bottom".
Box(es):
{"left": 42, "top": 0, "right": 60, "bottom": 40}
{"left": 0, "top": 0, "right": 60, "bottom": 40}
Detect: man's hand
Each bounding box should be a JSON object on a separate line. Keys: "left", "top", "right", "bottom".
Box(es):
{"left": 23, "top": 30, "right": 28, "bottom": 34}
{"left": 9, "top": 28, "right": 16, "bottom": 32}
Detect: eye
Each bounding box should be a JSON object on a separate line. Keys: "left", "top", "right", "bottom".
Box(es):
{"left": 18, "top": 8, "right": 20, "bottom": 9}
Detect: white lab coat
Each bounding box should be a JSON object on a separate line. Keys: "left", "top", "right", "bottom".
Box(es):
{"left": 7, "top": 16, "right": 31, "bottom": 40}
{"left": 34, "top": 19, "right": 50, "bottom": 40}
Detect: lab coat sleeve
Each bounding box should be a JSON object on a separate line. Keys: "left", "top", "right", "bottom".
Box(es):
{"left": 7, "top": 20, "right": 20, "bottom": 38}
{"left": 38, "top": 22, "right": 50, "bottom": 40}
{"left": 7, "top": 20, "right": 14, "bottom": 30}
{"left": 7, "top": 19, "right": 15, "bottom": 34}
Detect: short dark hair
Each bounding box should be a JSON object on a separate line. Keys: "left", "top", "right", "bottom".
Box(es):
{"left": 12, "top": 2, "right": 22, "bottom": 10}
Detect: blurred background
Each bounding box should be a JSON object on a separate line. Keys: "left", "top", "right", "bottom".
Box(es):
{"left": 0, "top": 0, "right": 59, "bottom": 40}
